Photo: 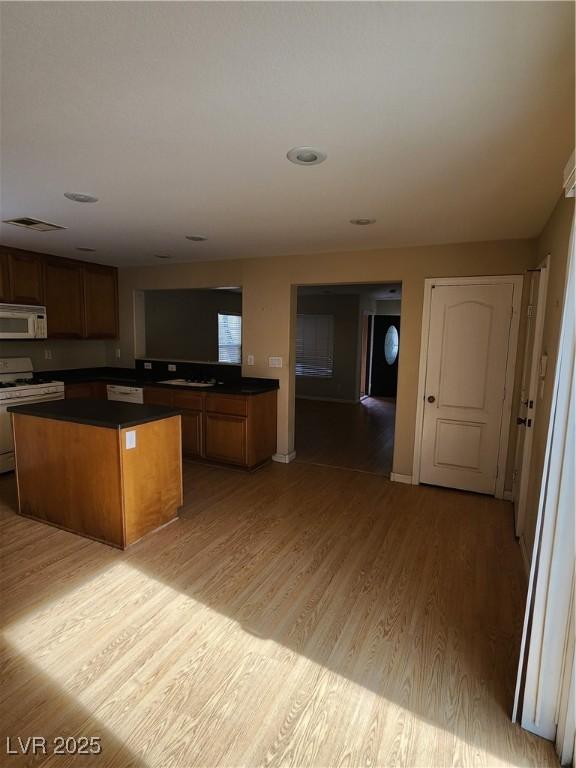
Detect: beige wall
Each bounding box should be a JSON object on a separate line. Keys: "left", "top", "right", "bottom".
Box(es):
{"left": 522, "top": 194, "right": 574, "bottom": 560}
{"left": 376, "top": 299, "right": 402, "bottom": 316}
{"left": 115, "top": 238, "right": 535, "bottom": 480}
{"left": 296, "top": 293, "right": 360, "bottom": 402}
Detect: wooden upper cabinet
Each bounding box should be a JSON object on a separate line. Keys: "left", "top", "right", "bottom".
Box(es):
{"left": 0, "top": 247, "right": 118, "bottom": 338}
{"left": 45, "top": 258, "right": 84, "bottom": 338}
{"left": 0, "top": 253, "right": 10, "bottom": 303}
{"left": 82, "top": 264, "right": 118, "bottom": 338}
{"left": 8, "top": 250, "right": 44, "bottom": 305}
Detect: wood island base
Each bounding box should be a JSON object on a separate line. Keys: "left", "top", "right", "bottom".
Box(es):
{"left": 11, "top": 412, "right": 183, "bottom": 549}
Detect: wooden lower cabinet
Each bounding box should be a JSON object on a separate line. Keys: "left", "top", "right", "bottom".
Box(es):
{"left": 181, "top": 409, "right": 203, "bottom": 458}
{"left": 143, "top": 386, "right": 276, "bottom": 469}
{"left": 204, "top": 413, "right": 247, "bottom": 465}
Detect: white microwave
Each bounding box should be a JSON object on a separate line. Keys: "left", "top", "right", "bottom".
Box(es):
{"left": 0, "top": 304, "right": 47, "bottom": 339}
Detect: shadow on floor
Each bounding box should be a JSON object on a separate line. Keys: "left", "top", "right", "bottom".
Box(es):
{"left": 0, "top": 463, "right": 556, "bottom": 767}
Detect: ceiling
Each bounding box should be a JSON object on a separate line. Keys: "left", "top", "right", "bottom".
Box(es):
{"left": 0, "top": 2, "right": 573, "bottom": 267}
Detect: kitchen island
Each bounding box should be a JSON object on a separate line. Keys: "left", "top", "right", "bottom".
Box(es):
{"left": 8, "top": 399, "right": 183, "bottom": 549}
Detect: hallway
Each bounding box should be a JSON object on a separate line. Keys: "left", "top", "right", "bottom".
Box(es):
{"left": 295, "top": 396, "right": 396, "bottom": 475}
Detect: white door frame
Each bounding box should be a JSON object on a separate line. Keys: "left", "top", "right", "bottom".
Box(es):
{"left": 513, "top": 213, "right": 574, "bottom": 755}
{"left": 412, "top": 275, "right": 523, "bottom": 499}
{"left": 514, "top": 257, "right": 550, "bottom": 535}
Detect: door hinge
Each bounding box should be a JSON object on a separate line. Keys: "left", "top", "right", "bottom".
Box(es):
{"left": 503, "top": 386, "right": 507, "bottom": 401}
{"left": 495, "top": 465, "right": 499, "bottom": 479}
{"left": 527, "top": 304, "right": 536, "bottom": 317}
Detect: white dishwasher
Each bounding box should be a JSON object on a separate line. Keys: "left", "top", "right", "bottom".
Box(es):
{"left": 106, "top": 384, "right": 144, "bottom": 404}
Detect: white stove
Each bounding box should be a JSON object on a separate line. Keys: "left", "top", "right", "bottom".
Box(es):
{"left": 0, "top": 357, "right": 64, "bottom": 473}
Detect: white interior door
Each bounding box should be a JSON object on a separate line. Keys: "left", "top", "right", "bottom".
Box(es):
{"left": 419, "top": 281, "right": 516, "bottom": 494}
{"left": 512, "top": 263, "right": 549, "bottom": 535}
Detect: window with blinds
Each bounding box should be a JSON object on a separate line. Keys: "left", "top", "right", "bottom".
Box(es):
{"left": 218, "top": 313, "right": 242, "bottom": 364}
{"left": 296, "top": 314, "right": 334, "bottom": 377}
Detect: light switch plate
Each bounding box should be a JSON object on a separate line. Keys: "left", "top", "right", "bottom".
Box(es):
{"left": 269, "top": 356, "right": 283, "bottom": 368}
{"left": 44, "top": 350, "right": 52, "bottom": 360}
{"left": 168, "top": 364, "right": 177, "bottom": 372}
{"left": 115, "top": 348, "right": 121, "bottom": 359}
{"left": 247, "top": 354, "right": 255, "bottom": 366}
{"left": 144, "top": 362, "right": 152, "bottom": 370}
{"left": 125, "top": 431, "right": 136, "bottom": 450}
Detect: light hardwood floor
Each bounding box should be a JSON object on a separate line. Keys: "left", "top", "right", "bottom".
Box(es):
{"left": 295, "top": 397, "right": 395, "bottom": 475}
{"left": 0, "top": 462, "right": 557, "bottom": 768}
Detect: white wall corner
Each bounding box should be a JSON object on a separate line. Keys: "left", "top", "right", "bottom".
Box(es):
{"left": 272, "top": 451, "right": 297, "bottom": 464}
{"left": 390, "top": 472, "right": 413, "bottom": 485}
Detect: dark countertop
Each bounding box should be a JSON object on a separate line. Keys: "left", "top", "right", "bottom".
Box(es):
{"left": 8, "top": 399, "right": 181, "bottom": 430}
{"left": 41, "top": 367, "right": 279, "bottom": 395}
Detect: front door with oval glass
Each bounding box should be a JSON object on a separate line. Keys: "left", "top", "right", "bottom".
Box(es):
{"left": 370, "top": 316, "right": 400, "bottom": 397}
{"left": 419, "top": 281, "right": 518, "bottom": 494}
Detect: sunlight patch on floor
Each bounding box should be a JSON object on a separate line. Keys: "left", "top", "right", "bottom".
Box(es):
{"left": 3, "top": 560, "right": 539, "bottom": 768}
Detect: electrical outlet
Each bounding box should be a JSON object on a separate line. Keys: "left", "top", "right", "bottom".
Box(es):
{"left": 144, "top": 362, "right": 152, "bottom": 370}
{"left": 44, "top": 350, "right": 52, "bottom": 360}
{"left": 115, "top": 348, "right": 121, "bottom": 359}
{"left": 168, "top": 364, "right": 177, "bottom": 372}
{"left": 247, "top": 354, "right": 255, "bottom": 366}
{"left": 268, "top": 356, "right": 283, "bottom": 368}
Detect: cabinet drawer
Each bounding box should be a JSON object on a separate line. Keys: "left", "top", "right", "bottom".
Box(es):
{"left": 205, "top": 394, "right": 247, "bottom": 417}
{"left": 172, "top": 390, "right": 204, "bottom": 411}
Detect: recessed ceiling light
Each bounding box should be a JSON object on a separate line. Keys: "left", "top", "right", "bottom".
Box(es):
{"left": 64, "top": 192, "right": 99, "bottom": 203}
{"left": 350, "top": 218, "right": 376, "bottom": 226}
{"left": 76, "top": 247, "right": 96, "bottom": 252}
{"left": 154, "top": 254, "right": 172, "bottom": 260}
{"left": 185, "top": 235, "right": 208, "bottom": 242}
{"left": 287, "top": 147, "right": 327, "bottom": 166}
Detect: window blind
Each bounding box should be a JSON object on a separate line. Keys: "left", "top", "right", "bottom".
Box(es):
{"left": 296, "top": 314, "right": 334, "bottom": 377}
{"left": 218, "top": 313, "right": 242, "bottom": 364}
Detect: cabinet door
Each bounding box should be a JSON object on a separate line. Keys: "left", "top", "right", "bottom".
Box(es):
{"left": 9, "top": 251, "right": 44, "bottom": 305}
{"left": 205, "top": 413, "right": 247, "bottom": 465}
{"left": 181, "top": 409, "right": 203, "bottom": 458}
{"left": 45, "top": 258, "right": 84, "bottom": 337}
{"left": 0, "top": 253, "right": 10, "bottom": 302}
{"left": 83, "top": 264, "right": 118, "bottom": 338}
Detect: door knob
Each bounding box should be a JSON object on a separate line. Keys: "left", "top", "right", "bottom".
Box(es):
{"left": 427, "top": 395, "right": 436, "bottom": 403}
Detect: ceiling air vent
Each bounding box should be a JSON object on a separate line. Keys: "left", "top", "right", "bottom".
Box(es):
{"left": 3, "top": 217, "right": 67, "bottom": 232}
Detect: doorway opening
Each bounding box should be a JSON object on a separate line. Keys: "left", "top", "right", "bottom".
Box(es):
{"left": 294, "top": 283, "right": 401, "bottom": 476}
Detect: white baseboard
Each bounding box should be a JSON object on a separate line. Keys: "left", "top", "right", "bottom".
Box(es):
{"left": 502, "top": 490, "right": 514, "bottom": 502}
{"left": 520, "top": 535, "right": 531, "bottom": 579}
{"left": 272, "top": 451, "right": 297, "bottom": 464}
{"left": 390, "top": 472, "right": 414, "bottom": 485}
{"left": 296, "top": 396, "right": 360, "bottom": 404}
